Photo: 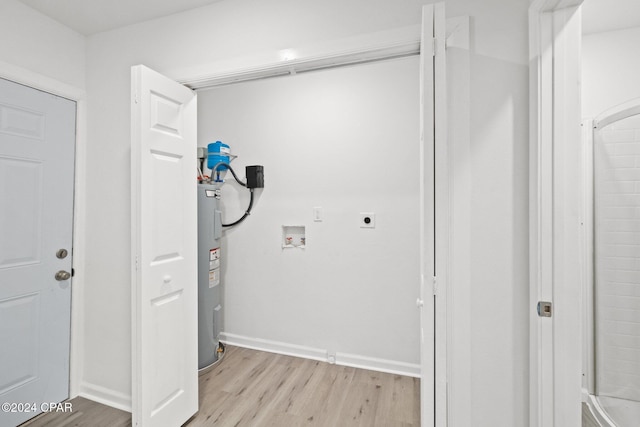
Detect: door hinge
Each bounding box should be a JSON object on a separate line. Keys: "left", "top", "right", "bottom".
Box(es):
{"left": 432, "top": 38, "right": 437, "bottom": 57}
{"left": 537, "top": 301, "right": 552, "bottom": 317}
{"left": 432, "top": 275, "right": 437, "bottom": 296}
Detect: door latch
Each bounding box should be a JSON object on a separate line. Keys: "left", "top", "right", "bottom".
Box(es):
{"left": 537, "top": 301, "right": 552, "bottom": 317}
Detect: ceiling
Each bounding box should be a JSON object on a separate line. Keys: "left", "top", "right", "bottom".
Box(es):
{"left": 582, "top": 0, "right": 640, "bottom": 34}
{"left": 18, "top": 0, "right": 225, "bottom": 35}
{"left": 17, "top": 0, "right": 640, "bottom": 37}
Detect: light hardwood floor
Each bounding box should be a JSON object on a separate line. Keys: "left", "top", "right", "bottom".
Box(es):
{"left": 22, "top": 348, "right": 604, "bottom": 427}
{"left": 21, "top": 345, "right": 420, "bottom": 426}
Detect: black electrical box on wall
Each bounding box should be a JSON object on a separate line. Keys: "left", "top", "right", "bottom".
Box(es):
{"left": 246, "top": 165, "right": 264, "bottom": 189}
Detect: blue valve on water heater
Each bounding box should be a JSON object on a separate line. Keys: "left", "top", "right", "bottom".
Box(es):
{"left": 207, "top": 141, "right": 230, "bottom": 182}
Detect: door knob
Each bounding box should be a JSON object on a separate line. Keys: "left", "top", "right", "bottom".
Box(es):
{"left": 55, "top": 270, "right": 71, "bottom": 281}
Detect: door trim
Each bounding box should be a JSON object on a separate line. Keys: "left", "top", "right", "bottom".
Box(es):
{"left": 0, "top": 60, "right": 87, "bottom": 400}
{"left": 528, "top": 1, "right": 583, "bottom": 426}
{"left": 418, "top": 4, "right": 448, "bottom": 426}
{"left": 433, "top": 5, "right": 449, "bottom": 427}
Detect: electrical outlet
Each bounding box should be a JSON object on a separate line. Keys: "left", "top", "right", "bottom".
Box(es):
{"left": 360, "top": 212, "right": 375, "bottom": 228}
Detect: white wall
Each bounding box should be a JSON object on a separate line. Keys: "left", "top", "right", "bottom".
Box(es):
{"left": 461, "top": 32, "right": 529, "bottom": 427}
{"left": 583, "top": 26, "right": 640, "bottom": 119}
{"left": 198, "top": 57, "right": 420, "bottom": 368}
{"left": 80, "top": 0, "right": 530, "bottom": 425}
{"left": 0, "top": 0, "right": 85, "bottom": 89}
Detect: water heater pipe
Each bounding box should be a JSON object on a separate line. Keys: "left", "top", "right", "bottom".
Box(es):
{"left": 210, "top": 161, "right": 254, "bottom": 227}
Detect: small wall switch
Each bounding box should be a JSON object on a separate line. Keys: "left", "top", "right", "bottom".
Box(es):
{"left": 360, "top": 212, "right": 375, "bottom": 228}
{"left": 313, "top": 207, "right": 323, "bottom": 222}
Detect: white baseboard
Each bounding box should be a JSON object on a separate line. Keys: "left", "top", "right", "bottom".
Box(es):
{"left": 220, "top": 332, "right": 420, "bottom": 378}
{"left": 220, "top": 332, "right": 327, "bottom": 362}
{"left": 78, "top": 381, "right": 132, "bottom": 413}
{"left": 336, "top": 351, "right": 420, "bottom": 377}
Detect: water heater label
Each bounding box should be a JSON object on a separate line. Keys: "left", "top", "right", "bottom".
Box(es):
{"left": 209, "top": 269, "right": 220, "bottom": 288}
{"left": 210, "top": 248, "right": 220, "bottom": 261}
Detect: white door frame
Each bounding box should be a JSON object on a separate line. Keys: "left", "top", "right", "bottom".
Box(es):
{"left": 529, "top": 1, "right": 583, "bottom": 426}
{"left": 174, "top": 8, "right": 448, "bottom": 426}
{"left": 419, "top": 4, "right": 448, "bottom": 427}
{"left": 581, "top": 118, "right": 595, "bottom": 398}
{"left": 0, "top": 61, "right": 87, "bottom": 400}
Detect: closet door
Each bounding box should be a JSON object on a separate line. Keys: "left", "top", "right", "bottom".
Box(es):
{"left": 418, "top": 3, "right": 447, "bottom": 426}
{"left": 131, "top": 65, "right": 198, "bottom": 427}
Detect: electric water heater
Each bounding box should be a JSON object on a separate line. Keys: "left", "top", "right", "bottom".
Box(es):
{"left": 197, "top": 183, "right": 223, "bottom": 370}
{"left": 197, "top": 140, "right": 264, "bottom": 372}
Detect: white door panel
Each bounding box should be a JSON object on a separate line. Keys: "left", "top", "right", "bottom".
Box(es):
{"left": 0, "top": 158, "right": 42, "bottom": 268}
{"left": 131, "top": 65, "right": 198, "bottom": 427}
{"left": 0, "top": 78, "right": 75, "bottom": 426}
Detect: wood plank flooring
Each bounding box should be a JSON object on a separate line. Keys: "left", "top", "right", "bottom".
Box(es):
{"left": 23, "top": 347, "right": 604, "bottom": 427}
{"left": 19, "top": 396, "right": 130, "bottom": 427}
{"left": 20, "top": 345, "right": 420, "bottom": 427}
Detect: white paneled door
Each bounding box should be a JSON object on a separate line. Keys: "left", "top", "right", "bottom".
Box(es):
{"left": 131, "top": 65, "right": 198, "bottom": 427}
{"left": 0, "top": 78, "right": 76, "bottom": 426}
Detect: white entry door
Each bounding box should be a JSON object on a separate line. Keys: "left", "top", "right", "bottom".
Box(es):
{"left": 131, "top": 65, "right": 198, "bottom": 427}
{"left": 0, "top": 78, "right": 76, "bottom": 426}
